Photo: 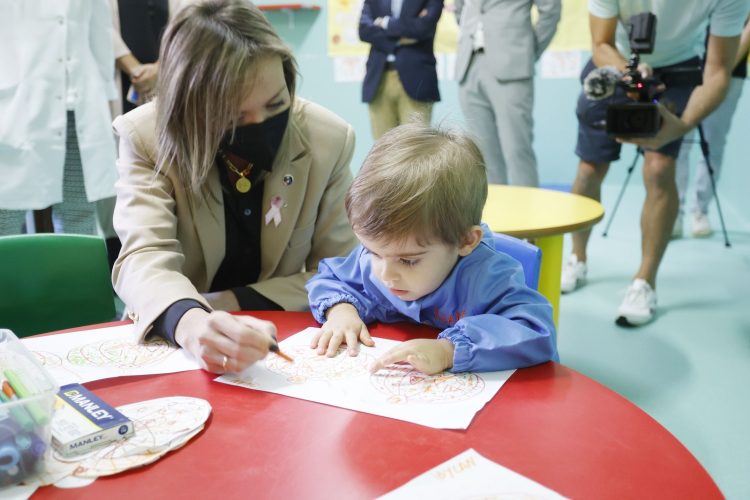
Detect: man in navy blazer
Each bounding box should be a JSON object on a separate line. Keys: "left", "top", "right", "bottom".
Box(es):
{"left": 359, "top": 0, "right": 443, "bottom": 139}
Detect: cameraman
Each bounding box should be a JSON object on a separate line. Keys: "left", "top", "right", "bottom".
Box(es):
{"left": 561, "top": 0, "right": 750, "bottom": 327}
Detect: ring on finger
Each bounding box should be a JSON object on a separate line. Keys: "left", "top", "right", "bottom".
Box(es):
{"left": 222, "top": 355, "right": 229, "bottom": 371}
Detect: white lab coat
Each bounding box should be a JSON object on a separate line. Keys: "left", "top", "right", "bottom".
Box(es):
{"left": 0, "top": 0, "right": 118, "bottom": 210}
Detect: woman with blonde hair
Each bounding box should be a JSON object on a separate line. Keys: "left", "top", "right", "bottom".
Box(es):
{"left": 112, "top": 0, "right": 357, "bottom": 373}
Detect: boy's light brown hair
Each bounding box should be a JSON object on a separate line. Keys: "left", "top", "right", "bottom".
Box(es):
{"left": 346, "top": 123, "right": 487, "bottom": 246}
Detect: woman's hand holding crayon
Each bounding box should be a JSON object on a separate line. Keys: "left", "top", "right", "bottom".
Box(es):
{"left": 312, "top": 303, "right": 374, "bottom": 357}
{"left": 369, "top": 339, "right": 455, "bottom": 375}
{"left": 175, "top": 310, "right": 277, "bottom": 373}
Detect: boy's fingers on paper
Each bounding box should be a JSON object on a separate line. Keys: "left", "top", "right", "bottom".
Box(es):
{"left": 370, "top": 346, "right": 409, "bottom": 373}
{"left": 359, "top": 325, "right": 375, "bottom": 347}
{"left": 314, "top": 329, "right": 332, "bottom": 354}
{"left": 344, "top": 329, "right": 360, "bottom": 356}
{"left": 309, "top": 328, "right": 323, "bottom": 348}
{"left": 326, "top": 331, "right": 345, "bottom": 357}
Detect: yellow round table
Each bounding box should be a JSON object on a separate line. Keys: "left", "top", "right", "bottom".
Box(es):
{"left": 482, "top": 185, "right": 605, "bottom": 325}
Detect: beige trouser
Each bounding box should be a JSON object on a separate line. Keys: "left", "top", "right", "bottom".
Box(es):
{"left": 368, "top": 69, "right": 433, "bottom": 140}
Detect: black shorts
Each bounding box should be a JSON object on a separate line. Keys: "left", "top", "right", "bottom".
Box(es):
{"left": 575, "top": 57, "right": 701, "bottom": 163}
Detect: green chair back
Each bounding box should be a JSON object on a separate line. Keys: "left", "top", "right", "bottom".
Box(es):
{"left": 0, "top": 234, "right": 116, "bottom": 337}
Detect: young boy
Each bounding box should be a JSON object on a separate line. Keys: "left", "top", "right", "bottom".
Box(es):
{"left": 305, "top": 123, "right": 558, "bottom": 375}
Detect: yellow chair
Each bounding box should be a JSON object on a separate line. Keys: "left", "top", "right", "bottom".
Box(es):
{"left": 0, "top": 234, "right": 116, "bottom": 337}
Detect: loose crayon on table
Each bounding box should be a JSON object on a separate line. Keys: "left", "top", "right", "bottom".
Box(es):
{"left": 3, "top": 369, "right": 49, "bottom": 426}
{"left": 269, "top": 343, "right": 294, "bottom": 363}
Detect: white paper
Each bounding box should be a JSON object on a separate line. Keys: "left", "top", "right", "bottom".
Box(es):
{"left": 216, "top": 327, "right": 513, "bottom": 429}
{"left": 333, "top": 55, "right": 366, "bottom": 82}
{"left": 21, "top": 324, "right": 201, "bottom": 386}
{"left": 539, "top": 50, "right": 583, "bottom": 79}
{"left": 32, "top": 397, "right": 211, "bottom": 487}
{"left": 379, "top": 448, "right": 567, "bottom": 499}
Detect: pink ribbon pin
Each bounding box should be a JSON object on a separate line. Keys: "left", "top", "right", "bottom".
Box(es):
{"left": 265, "top": 195, "right": 283, "bottom": 227}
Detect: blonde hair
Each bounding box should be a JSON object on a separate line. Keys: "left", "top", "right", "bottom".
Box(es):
{"left": 346, "top": 123, "right": 487, "bottom": 246}
{"left": 156, "top": 0, "right": 297, "bottom": 193}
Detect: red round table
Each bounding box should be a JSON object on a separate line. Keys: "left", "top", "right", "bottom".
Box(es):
{"left": 32, "top": 312, "right": 720, "bottom": 499}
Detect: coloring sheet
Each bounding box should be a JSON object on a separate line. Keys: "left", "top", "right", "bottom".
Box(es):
{"left": 216, "top": 327, "right": 514, "bottom": 429}
{"left": 378, "top": 448, "right": 567, "bottom": 499}
{"left": 31, "top": 396, "right": 211, "bottom": 488}
{"left": 21, "top": 324, "right": 201, "bottom": 385}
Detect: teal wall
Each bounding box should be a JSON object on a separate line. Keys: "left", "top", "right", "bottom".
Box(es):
{"left": 262, "top": 5, "right": 749, "bottom": 228}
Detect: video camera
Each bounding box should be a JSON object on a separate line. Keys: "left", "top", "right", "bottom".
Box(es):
{"left": 583, "top": 13, "right": 703, "bottom": 137}
{"left": 605, "top": 13, "right": 662, "bottom": 137}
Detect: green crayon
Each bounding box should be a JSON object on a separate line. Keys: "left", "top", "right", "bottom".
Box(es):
{"left": 3, "top": 369, "right": 49, "bottom": 426}
{"left": 0, "top": 387, "right": 35, "bottom": 432}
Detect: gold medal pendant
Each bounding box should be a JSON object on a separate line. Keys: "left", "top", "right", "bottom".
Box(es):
{"left": 220, "top": 150, "right": 253, "bottom": 194}
{"left": 235, "top": 176, "right": 251, "bottom": 193}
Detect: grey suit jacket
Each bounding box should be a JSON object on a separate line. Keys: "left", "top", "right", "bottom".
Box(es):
{"left": 112, "top": 98, "right": 358, "bottom": 340}
{"left": 454, "top": 0, "right": 561, "bottom": 83}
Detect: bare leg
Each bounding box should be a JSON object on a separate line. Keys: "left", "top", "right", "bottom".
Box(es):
{"left": 570, "top": 159, "right": 610, "bottom": 262}
{"left": 637, "top": 151, "right": 678, "bottom": 288}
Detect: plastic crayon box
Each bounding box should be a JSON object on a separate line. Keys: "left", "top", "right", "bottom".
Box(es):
{"left": 52, "top": 383, "right": 134, "bottom": 457}
{"left": 0, "top": 329, "right": 58, "bottom": 489}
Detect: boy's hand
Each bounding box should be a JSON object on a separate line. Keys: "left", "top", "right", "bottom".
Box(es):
{"left": 370, "top": 339, "right": 454, "bottom": 375}
{"left": 311, "top": 303, "right": 374, "bottom": 356}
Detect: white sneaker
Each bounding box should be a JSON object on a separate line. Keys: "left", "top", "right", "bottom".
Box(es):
{"left": 616, "top": 279, "right": 657, "bottom": 327}
{"left": 671, "top": 213, "right": 683, "bottom": 239}
{"left": 560, "top": 255, "right": 587, "bottom": 293}
{"left": 691, "top": 212, "right": 713, "bottom": 238}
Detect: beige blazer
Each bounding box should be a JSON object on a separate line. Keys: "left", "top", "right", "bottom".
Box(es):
{"left": 112, "top": 98, "right": 357, "bottom": 340}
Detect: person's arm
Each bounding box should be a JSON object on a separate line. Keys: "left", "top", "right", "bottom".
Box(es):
{"left": 116, "top": 53, "right": 143, "bottom": 79}
{"left": 369, "top": 255, "right": 557, "bottom": 374}
{"left": 439, "top": 307, "right": 558, "bottom": 372}
{"left": 112, "top": 111, "right": 276, "bottom": 373}
{"left": 590, "top": 13, "right": 629, "bottom": 72}
{"left": 733, "top": 18, "right": 750, "bottom": 69}
{"left": 383, "top": 0, "right": 443, "bottom": 40}
{"left": 359, "top": 0, "right": 399, "bottom": 53}
{"left": 131, "top": 62, "right": 159, "bottom": 97}
{"left": 112, "top": 112, "right": 211, "bottom": 337}
{"left": 151, "top": 299, "right": 208, "bottom": 344}
{"left": 306, "top": 248, "right": 381, "bottom": 356}
{"left": 624, "top": 33, "right": 740, "bottom": 150}
{"left": 110, "top": 0, "right": 142, "bottom": 78}
{"left": 306, "top": 246, "right": 380, "bottom": 325}
{"left": 533, "top": 0, "right": 562, "bottom": 58}
{"left": 680, "top": 34, "right": 740, "bottom": 130}
{"left": 438, "top": 259, "right": 557, "bottom": 373}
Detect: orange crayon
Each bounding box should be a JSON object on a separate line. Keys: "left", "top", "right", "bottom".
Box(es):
{"left": 269, "top": 343, "right": 294, "bottom": 363}
{"left": 2, "top": 380, "right": 17, "bottom": 399}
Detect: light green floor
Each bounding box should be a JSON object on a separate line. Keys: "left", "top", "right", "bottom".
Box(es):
{"left": 557, "top": 185, "right": 750, "bottom": 499}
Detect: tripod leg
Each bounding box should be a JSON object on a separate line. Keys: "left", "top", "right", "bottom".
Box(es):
{"left": 602, "top": 148, "right": 641, "bottom": 237}
{"left": 697, "top": 125, "right": 731, "bottom": 247}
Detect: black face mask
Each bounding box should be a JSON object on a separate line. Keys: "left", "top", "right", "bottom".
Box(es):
{"left": 221, "top": 108, "right": 290, "bottom": 171}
